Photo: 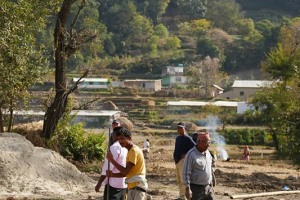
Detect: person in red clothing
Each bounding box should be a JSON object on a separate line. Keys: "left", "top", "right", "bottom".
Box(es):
{"left": 241, "top": 145, "right": 250, "bottom": 161}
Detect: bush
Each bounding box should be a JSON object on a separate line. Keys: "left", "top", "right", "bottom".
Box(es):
{"left": 221, "top": 129, "right": 272, "bottom": 146}
{"left": 47, "top": 104, "right": 107, "bottom": 162}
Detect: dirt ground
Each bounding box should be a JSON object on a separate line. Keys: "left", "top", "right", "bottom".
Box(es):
{"left": 118, "top": 132, "right": 300, "bottom": 200}
{"left": 1, "top": 129, "right": 299, "bottom": 200}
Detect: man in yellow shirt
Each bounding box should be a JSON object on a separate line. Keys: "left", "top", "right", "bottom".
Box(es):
{"left": 106, "top": 127, "right": 147, "bottom": 200}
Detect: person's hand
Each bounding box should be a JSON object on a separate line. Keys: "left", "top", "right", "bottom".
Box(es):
{"left": 106, "top": 170, "right": 113, "bottom": 177}
{"left": 106, "top": 151, "right": 113, "bottom": 162}
{"left": 95, "top": 182, "right": 101, "bottom": 192}
{"left": 185, "top": 186, "right": 192, "bottom": 199}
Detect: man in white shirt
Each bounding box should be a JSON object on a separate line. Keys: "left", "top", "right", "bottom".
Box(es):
{"left": 143, "top": 139, "right": 150, "bottom": 159}
{"left": 95, "top": 120, "right": 128, "bottom": 200}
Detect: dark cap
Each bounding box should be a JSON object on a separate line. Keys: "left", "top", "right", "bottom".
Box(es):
{"left": 177, "top": 122, "right": 185, "bottom": 128}
{"left": 112, "top": 120, "right": 120, "bottom": 124}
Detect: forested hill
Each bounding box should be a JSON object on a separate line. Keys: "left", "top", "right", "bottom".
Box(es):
{"left": 40, "top": 0, "right": 300, "bottom": 80}
{"left": 237, "top": 0, "right": 300, "bottom": 20}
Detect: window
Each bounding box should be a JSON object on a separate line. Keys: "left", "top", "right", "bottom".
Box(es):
{"left": 240, "top": 91, "right": 244, "bottom": 96}
{"left": 175, "top": 77, "right": 181, "bottom": 82}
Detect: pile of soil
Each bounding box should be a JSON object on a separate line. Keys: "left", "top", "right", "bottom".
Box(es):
{"left": 0, "top": 132, "right": 97, "bottom": 200}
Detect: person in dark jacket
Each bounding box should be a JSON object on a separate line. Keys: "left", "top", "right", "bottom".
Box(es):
{"left": 173, "top": 122, "right": 195, "bottom": 200}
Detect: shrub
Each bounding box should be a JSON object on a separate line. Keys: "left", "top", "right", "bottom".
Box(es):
{"left": 221, "top": 129, "right": 272, "bottom": 146}
{"left": 47, "top": 102, "right": 106, "bottom": 162}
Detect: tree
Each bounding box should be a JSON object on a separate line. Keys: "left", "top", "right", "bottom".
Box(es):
{"left": 176, "top": 0, "right": 207, "bottom": 19}
{"left": 251, "top": 17, "right": 300, "bottom": 162}
{"left": 206, "top": 0, "right": 243, "bottom": 33}
{"left": 145, "top": 0, "right": 170, "bottom": 24}
{"left": 0, "top": 0, "right": 60, "bottom": 132}
{"left": 43, "top": 0, "right": 95, "bottom": 139}
{"left": 186, "top": 56, "right": 224, "bottom": 97}
{"left": 262, "top": 18, "right": 300, "bottom": 82}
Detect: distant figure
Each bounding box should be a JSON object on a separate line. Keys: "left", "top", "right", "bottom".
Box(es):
{"left": 241, "top": 145, "right": 250, "bottom": 161}
{"left": 143, "top": 139, "right": 150, "bottom": 159}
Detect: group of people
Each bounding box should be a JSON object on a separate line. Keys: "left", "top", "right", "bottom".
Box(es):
{"left": 95, "top": 120, "right": 147, "bottom": 200}
{"left": 95, "top": 120, "right": 216, "bottom": 200}
{"left": 174, "top": 122, "right": 215, "bottom": 200}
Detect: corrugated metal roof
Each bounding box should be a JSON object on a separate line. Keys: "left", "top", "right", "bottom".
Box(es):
{"left": 167, "top": 101, "right": 241, "bottom": 107}
{"left": 124, "top": 79, "right": 161, "bottom": 82}
{"left": 232, "top": 80, "right": 274, "bottom": 88}
{"left": 212, "top": 84, "right": 224, "bottom": 91}
{"left": 13, "top": 110, "right": 120, "bottom": 116}
{"left": 72, "top": 78, "right": 108, "bottom": 82}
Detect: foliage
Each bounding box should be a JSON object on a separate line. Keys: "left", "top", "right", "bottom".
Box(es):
{"left": 176, "top": 0, "right": 207, "bottom": 19}
{"left": 48, "top": 105, "right": 106, "bottom": 162}
{"left": 186, "top": 56, "right": 225, "bottom": 97}
{"left": 0, "top": 0, "right": 61, "bottom": 131}
{"left": 206, "top": 0, "right": 243, "bottom": 33}
{"left": 250, "top": 21, "right": 300, "bottom": 162}
{"left": 221, "top": 129, "right": 272, "bottom": 146}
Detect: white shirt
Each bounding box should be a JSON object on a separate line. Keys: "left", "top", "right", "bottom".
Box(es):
{"left": 143, "top": 141, "right": 150, "bottom": 149}
{"left": 101, "top": 141, "right": 128, "bottom": 189}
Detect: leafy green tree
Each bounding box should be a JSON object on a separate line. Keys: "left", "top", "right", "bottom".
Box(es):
{"left": 154, "top": 24, "right": 169, "bottom": 38}
{"left": 145, "top": 0, "right": 170, "bottom": 24}
{"left": 197, "top": 37, "right": 221, "bottom": 59}
{"left": 0, "top": 0, "right": 60, "bottom": 132}
{"left": 251, "top": 18, "right": 300, "bottom": 162}
{"left": 206, "top": 0, "right": 243, "bottom": 33}
{"left": 165, "top": 36, "right": 181, "bottom": 50}
{"left": 251, "top": 80, "right": 299, "bottom": 157}
{"left": 176, "top": 0, "right": 207, "bottom": 19}
{"left": 126, "top": 15, "right": 154, "bottom": 49}
{"left": 262, "top": 18, "right": 300, "bottom": 81}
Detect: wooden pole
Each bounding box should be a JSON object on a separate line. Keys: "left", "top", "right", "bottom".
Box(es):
{"left": 107, "top": 128, "right": 111, "bottom": 200}
{"left": 230, "top": 190, "right": 300, "bottom": 199}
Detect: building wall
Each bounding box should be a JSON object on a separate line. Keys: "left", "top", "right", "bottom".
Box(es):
{"left": 72, "top": 78, "right": 108, "bottom": 89}
{"left": 219, "top": 87, "right": 260, "bottom": 101}
{"left": 123, "top": 80, "right": 161, "bottom": 91}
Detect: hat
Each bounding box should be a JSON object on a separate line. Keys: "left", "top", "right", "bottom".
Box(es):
{"left": 177, "top": 122, "right": 185, "bottom": 128}
{"left": 197, "top": 132, "right": 210, "bottom": 141}
{"left": 112, "top": 120, "right": 120, "bottom": 124}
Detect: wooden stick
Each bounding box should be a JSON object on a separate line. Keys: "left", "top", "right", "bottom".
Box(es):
{"left": 230, "top": 190, "right": 300, "bottom": 199}
{"left": 107, "top": 128, "right": 111, "bottom": 200}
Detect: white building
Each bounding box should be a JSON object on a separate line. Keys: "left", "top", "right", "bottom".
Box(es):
{"left": 72, "top": 78, "right": 109, "bottom": 89}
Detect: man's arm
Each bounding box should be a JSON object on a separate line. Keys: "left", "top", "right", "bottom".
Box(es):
{"left": 183, "top": 151, "right": 193, "bottom": 199}
{"left": 95, "top": 175, "right": 105, "bottom": 192}
{"left": 107, "top": 151, "right": 134, "bottom": 175}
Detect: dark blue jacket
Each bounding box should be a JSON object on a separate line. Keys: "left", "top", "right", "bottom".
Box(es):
{"left": 173, "top": 134, "right": 195, "bottom": 164}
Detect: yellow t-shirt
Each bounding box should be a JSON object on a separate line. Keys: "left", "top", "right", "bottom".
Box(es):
{"left": 126, "top": 145, "right": 146, "bottom": 189}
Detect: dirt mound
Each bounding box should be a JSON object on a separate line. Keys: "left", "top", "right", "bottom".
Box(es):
{"left": 101, "top": 101, "right": 118, "bottom": 110}
{"left": 119, "top": 117, "right": 133, "bottom": 131}
{"left": 0, "top": 132, "right": 96, "bottom": 199}
{"left": 170, "top": 121, "right": 198, "bottom": 131}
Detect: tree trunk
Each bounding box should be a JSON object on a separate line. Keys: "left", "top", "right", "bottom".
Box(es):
{"left": 0, "top": 107, "right": 4, "bottom": 133}
{"left": 271, "top": 129, "right": 279, "bottom": 151}
{"left": 42, "top": 0, "right": 74, "bottom": 139}
{"left": 7, "top": 103, "right": 13, "bottom": 132}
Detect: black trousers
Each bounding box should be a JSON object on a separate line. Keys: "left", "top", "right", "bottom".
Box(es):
{"left": 103, "top": 184, "right": 127, "bottom": 200}
{"left": 190, "top": 183, "right": 214, "bottom": 200}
